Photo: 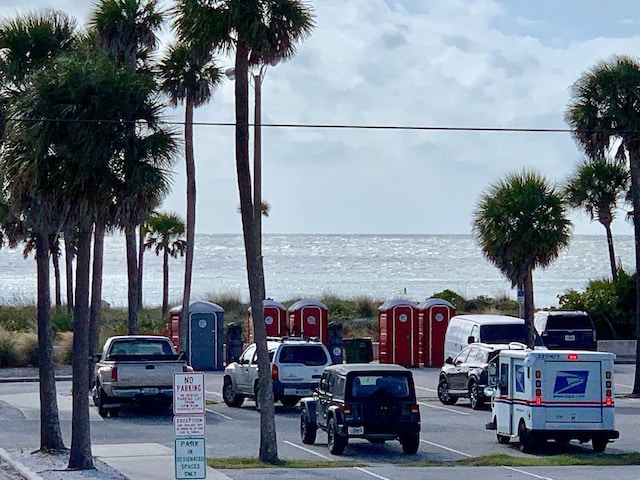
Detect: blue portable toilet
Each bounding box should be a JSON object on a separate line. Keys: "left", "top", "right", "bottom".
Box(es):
{"left": 183, "top": 300, "right": 224, "bottom": 371}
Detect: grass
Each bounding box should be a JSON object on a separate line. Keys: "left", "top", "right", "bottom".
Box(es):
{"left": 206, "top": 457, "right": 365, "bottom": 469}
{"left": 207, "top": 452, "right": 640, "bottom": 469}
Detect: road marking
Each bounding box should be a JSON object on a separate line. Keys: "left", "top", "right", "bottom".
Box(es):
{"left": 206, "top": 390, "right": 222, "bottom": 398}
{"left": 354, "top": 467, "right": 391, "bottom": 480}
{"left": 283, "top": 441, "right": 391, "bottom": 480}
{"left": 415, "top": 386, "right": 437, "bottom": 393}
{"left": 502, "top": 466, "right": 555, "bottom": 480}
{"left": 420, "top": 439, "right": 472, "bottom": 457}
{"left": 418, "top": 401, "right": 470, "bottom": 415}
{"left": 283, "top": 441, "right": 332, "bottom": 460}
{"left": 206, "top": 408, "right": 232, "bottom": 420}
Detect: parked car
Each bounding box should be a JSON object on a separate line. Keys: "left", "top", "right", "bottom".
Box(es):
{"left": 92, "top": 335, "right": 191, "bottom": 418}
{"left": 444, "top": 314, "right": 545, "bottom": 360}
{"left": 534, "top": 310, "right": 597, "bottom": 350}
{"left": 222, "top": 337, "right": 332, "bottom": 408}
{"left": 300, "top": 363, "right": 421, "bottom": 455}
{"left": 437, "top": 342, "right": 508, "bottom": 410}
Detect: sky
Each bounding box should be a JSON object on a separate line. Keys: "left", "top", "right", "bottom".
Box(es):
{"left": 1, "top": 0, "right": 640, "bottom": 235}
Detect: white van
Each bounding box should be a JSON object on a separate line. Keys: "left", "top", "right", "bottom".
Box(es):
{"left": 486, "top": 347, "right": 619, "bottom": 452}
{"left": 444, "top": 314, "right": 543, "bottom": 361}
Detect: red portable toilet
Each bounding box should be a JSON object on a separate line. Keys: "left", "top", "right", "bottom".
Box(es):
{"left": 418, "top": 298, "right": 455, "bottom": 367}
{"left": 247, "top": 299, "right": 288, "bottom": 342}
{"left": 378, "top": 299, "right": 420, "bottom": 367}
{"left": 288, "top": 299, "right": 328, "bottom": 344}
{"left": 169, "top": 305, "right": 181, "bottom": 350}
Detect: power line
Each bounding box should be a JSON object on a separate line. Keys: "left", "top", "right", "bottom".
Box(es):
{"left": 0, "top": 115, "right": 634, "bottom": 134}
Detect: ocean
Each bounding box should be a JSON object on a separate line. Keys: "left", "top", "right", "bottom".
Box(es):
{"left": 0, "top": 234, "right": 635, "bottom": 309}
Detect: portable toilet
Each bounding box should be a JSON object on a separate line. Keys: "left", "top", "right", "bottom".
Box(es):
{"left": 247, "top": 299, "right": 288, "bottom": 342}
{"left": 378, "top": 299, "right": 420, "bottom": 367}
{"left": 169, "top": 301, "right": 224, "bottom": 371}
{"left": 418, "top": 298, "right": 455, "bottom": 367}
{"left": 288, "top": 299, "right": 329, "bottom": 344}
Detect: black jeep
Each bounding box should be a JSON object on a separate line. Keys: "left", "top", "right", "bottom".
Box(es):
{"left": 299, "top": 363, "right": 421, "bottom": 455}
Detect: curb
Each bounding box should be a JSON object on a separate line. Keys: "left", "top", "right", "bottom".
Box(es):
{"left": 0, "top": 448, "right": 42, "bottom": 480}
{"left": 0, "top": 376, "right": 72, "bottom": 384}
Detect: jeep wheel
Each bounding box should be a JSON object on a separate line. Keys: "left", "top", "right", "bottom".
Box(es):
{"left": 469, "top": 381, "right": 484, "bottom": 410}
{"left": 400, "top": 433, "right": 420, "bottom": 454}
{"left": 281, "top": 396, "right": 299, "bottom": 408}
{"left": 300, "top": 410, "right": 317, "bottom": 445}
{"left": 437, "top": 377, "right": 457, "bottom": 405}
{"left": 328, "top": 417, "right": 346, "bottom": 455}
{"left": 223, "top": 378, "right": 244, "bottom": 408}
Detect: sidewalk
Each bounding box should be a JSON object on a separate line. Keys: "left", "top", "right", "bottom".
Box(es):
{"left": 0, "top": 444, "right": 232, "bottom": 480}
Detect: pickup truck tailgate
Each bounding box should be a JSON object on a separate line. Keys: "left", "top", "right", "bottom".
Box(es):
{"left": 115, "top": 362, "right": 184, "bottom": 388}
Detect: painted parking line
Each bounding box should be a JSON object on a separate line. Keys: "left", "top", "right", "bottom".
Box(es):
{"left": 415, "top": 386, "right": 437, "bottom": 393}
{"left": 206, "top": 390, "right": 222, "bottom": 398}
{"left": 503, "top": 466, "right": 555, "bottom": 480}
{"left": 283, "top": 441, "right": 391, "bottom": 480}
{"left": 206, "top": 408, "right": 232, "bottom": 420}
{"left": 418, "top": 401, "right": 470, "bottom": 415}
{"left": 420, "top": 439, "right": 472, "bottom": 458}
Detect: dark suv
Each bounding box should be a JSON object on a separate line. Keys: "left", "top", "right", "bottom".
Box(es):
{"left": 534, "top": 310, "right": 597, "bottom": 350}
{"left": 437, "top": 342, "right": 506, "bottom": 410}
{"left": 300, "top": 364, "right": 421, "bottom": 455}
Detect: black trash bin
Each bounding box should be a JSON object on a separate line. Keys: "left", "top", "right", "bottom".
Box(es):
{"left": 343, "top": 338, "right": 373, "bottom": 363}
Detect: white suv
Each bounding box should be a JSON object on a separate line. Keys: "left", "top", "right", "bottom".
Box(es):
{"left": 222, "top": 337, "right": 332, "bottom": 408}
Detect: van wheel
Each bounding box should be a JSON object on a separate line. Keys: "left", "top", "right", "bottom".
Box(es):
{"left": 518, "top": 421, "right": 533, "bottom": 453}
{"left": 437, "top": 378, "right": 457, "bottom": 405}
{"left": 469, "top": 381, "right": 484, "bottom": 410}
{"left": 592, "top": 437, "right": 607, "bottom": 453}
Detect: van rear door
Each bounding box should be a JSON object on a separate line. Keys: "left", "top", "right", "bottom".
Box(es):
{"left": 541, "top": 358, "right": 603, "bottom": 423}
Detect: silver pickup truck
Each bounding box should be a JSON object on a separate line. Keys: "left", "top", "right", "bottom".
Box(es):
{"left": 91, "top": 335, "right": 191, "bottom": 417}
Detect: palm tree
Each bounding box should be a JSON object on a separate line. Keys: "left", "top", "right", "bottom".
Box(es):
{"left": 143, "top": 212, "right": 187, "bottom": 317}
{"left": 175, "top": 0, "right": 315, "bottom": 462}
{"left": 473, "top": 170, "right": 572, "bottom": 348}
{"left": 565, "top": 55, "right": 640, "bottom": 394}
{"left": 0, "top": 9, "right": 77, "bottom": 454}
{"left": 89, "top": 0, "right": 166, "bottom": 335}
{"left": 158, "top": 42, "right": 223, "bottom": 355}
{"left": 564, "top": 157, "right": 629, "bottom": 282}
{"left": 22, "top": 233, "right": 63, "bottom": 307}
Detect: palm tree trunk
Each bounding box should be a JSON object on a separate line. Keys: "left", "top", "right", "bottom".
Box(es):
{"left": 235, "top": 40, "right": 277, "bottom": 463}
{"left": 35, "top": 231, "right": 65, "bottom": 452}
{"left": 628, "top": 147, "right": 640, "bottom": 395}
{"left": 68, "top": 226, "right": 94, "bottom": 470}
{"left": 604, "top": 223, "right": 618, "bottom": 283}
{"left": 64, "top": 230, "right": 74, "bottom": 312}
{"left": 162, "top": 247, "right": 169, "bottom": 318}
{"left": 138, "top": 225, "right": 144, "bottom": 309}
{"left": 523, "top": 268, "right": 536, "bottom": 349}
{"left": 180, "top": 98, "right": 196, "bottom": 355}
{"left": 51, "top": 249, "right": 62, "bottom": 308}
{"left": 89, "top": 223, "right": 105, "bottom": 388}
{"left": 125, "top": 226, "right": 139, "bottom": 335}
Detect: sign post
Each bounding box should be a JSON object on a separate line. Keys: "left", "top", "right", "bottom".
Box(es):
{"left": 173, "top": 372, "right": 206, "bottom": 479}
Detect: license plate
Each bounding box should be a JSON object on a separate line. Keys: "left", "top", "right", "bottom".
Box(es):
{"left": 284, "top": 388, "right": 312, "bottom": 396}
{"left": 564, "top": 334, "right": 575, "bottom": 341}
{"left": 348, "top": 426, "right": 364, "bottom": 435}
{"left": 142, "top": 387, "right": 159, "bottom": 395}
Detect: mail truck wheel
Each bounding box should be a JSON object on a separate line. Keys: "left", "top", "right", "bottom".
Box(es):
{"left": 518, "top": 421, "right": 532, "bottom": 453}
{"left": 592, "top": 436, "right": 607, "bottom": 453}
{"left": 497, "top": 434, "right": 510, "bottom": 445}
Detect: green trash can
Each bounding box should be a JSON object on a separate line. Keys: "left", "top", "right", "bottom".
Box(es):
{"left": 343, "top": 338, "right": 373, "bottom": 363}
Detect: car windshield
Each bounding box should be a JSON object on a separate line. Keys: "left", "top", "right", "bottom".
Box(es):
{"left": 278, "top": 345, "right": 328, "bottom": 366}
{"left": 480, "top": 324, "right": 544, "bottom": 346}
{"left": 351, "top": 374, "right": 410, "bottom": 398}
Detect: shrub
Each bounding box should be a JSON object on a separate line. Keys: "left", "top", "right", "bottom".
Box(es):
{"left": 55, "top": 332, "right": 73, "bottom": 365}
{"left": 51, "top": 309, "right": 73, "bottom": 332}
{"left": 0, "top": 326, "right": 21, "bottom": 367}
{"left": 15, "top": 333, "right": 39, "bottom": 367}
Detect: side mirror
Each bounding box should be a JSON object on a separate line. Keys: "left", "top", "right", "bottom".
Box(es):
{"left": 445, "top": 356, "right": 454, "bottom": 365}
{"left": 483, "top": 386, "right": 495, "bottom": 398}
{"left": 467, "top": 335, "right": 475, "bottom": 345}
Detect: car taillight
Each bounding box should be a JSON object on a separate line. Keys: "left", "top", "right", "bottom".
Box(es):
{"left": 410, "top": 404, "right": 420, "bottom": 414}
{"left": 111, "top": 366, "right": 117, "bottom": 382}
{"left": 343, "top": 404, "right": 352, "bottom": 415}
{"left": 271, "top": 364, "right": 279, "bottom": 380}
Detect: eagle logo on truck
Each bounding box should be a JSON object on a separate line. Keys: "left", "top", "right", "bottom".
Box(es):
{"left": 553, "top": 371, "right": 589, "bottom": 396}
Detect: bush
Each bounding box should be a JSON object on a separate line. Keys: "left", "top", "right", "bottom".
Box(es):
{"left": 15, "top": 333, "right": 39, "bottom": 367}
{"left": 55, "top": 332, "right": 73, "bottom": 365}
{"left": 0, "top": 326, "right": 21, "bottom": 367}
{"left": 51, "top": 309, "right": 73, "bottom": 332}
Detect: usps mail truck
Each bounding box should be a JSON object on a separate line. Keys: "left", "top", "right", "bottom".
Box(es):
{"left": 486, "top": 348, "right": 619, "bottom": 453}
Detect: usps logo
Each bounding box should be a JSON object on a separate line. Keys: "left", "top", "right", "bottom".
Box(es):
{"left": 553, "top": 371, "right": 589, "bottom": 396}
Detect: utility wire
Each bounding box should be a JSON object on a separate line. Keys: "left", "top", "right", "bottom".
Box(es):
{"left": 0, "top": 115, "right": 630, "bottom": 134}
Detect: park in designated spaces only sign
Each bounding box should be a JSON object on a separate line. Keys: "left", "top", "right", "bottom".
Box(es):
{"left": 173, "top": 372, "right": 205, "bottom": 415}
{"left": 175, "top": 438, "right": 206, "bottom": 479}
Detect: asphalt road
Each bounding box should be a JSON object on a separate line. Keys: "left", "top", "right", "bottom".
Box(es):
{"left": 0, "top": 364, "right": 639, "bottom": 480}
